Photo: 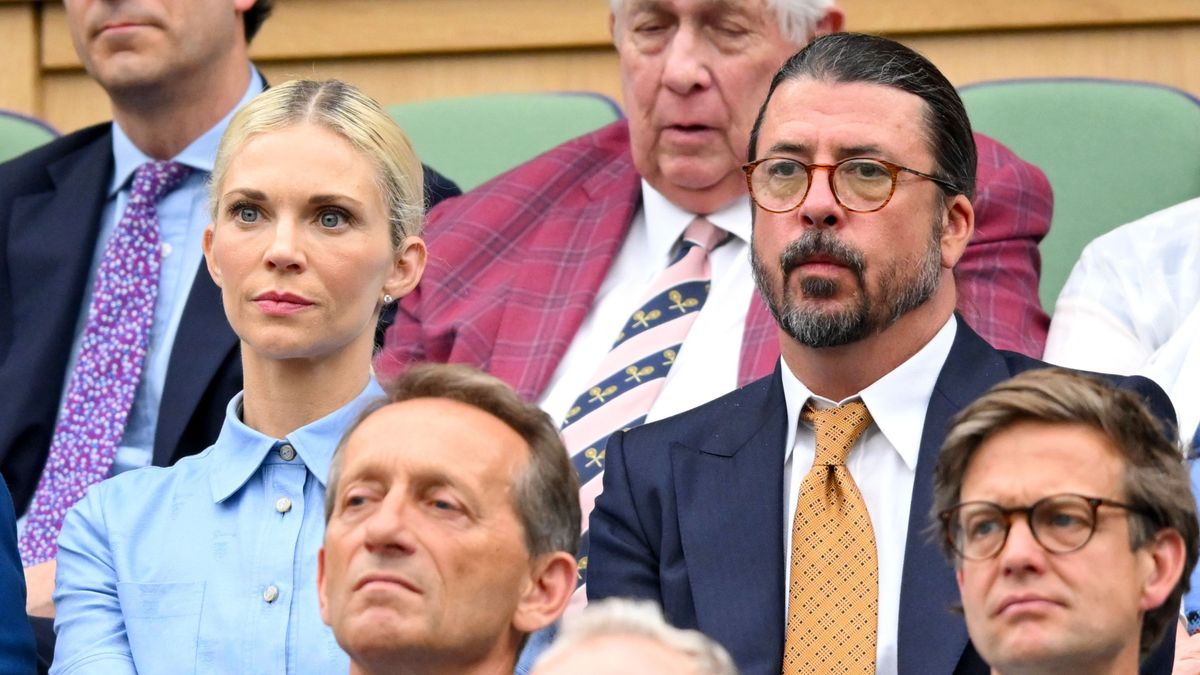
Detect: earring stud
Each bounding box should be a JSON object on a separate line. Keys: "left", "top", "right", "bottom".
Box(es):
{"left": 382, "top": 294, "right": 394, "bottom": 304}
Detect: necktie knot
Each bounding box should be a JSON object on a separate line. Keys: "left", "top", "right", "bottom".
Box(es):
{"left": 680, "top": 216, "right": 728, "bottom": 254}
{"left": 132, "top": 160, "right": 191, "bottom": 203}
{"left": 802, "top": 400, "right": 872, "bottom": 466}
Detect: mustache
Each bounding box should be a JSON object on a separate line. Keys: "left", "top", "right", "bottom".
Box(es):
{"left": 779, "top": 230, "right": 866, "bottom": 277}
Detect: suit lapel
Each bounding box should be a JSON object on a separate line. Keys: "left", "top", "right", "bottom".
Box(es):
{"left": 673, "top": 370, "right": 788, "bottom": 673}
{"left": 153, "top": 262, "right": 239, "bottom": 465}
{"left": 489, "top": 153, "right": 641, "bottom": 399}
{"left": 6, "top": 131, "right": 113, "bottom": 380}
{"left": 897, "top": 318, "right": 1010, "bottom": 674}
{"left": 153, "top": 70, "right": 264, "bottom": 462}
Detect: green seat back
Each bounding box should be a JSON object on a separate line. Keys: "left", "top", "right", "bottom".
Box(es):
{"left": 0, "top": 110, "right": 57, "bottom": 163}
{"left": 960, "top": 78, "right": 1200, "bottom": 310}
{"left": 388, "top": 92, "right": 623, "bottom": 192}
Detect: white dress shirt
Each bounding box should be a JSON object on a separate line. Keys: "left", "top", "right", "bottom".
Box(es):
{"left": 779, "top": 316, "right": 957, "bottom": 675}
{"left": 1044, "top": 197, "right": 1200, "bottom": 437}
{"left": 538, "top": 180, "right": 757, "bottom": 425}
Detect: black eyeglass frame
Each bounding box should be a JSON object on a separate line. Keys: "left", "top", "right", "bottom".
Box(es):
{"left": 741, "top": 156, "right": 962, "bottom": 214}
{"left": 938, "top": 493, "right": 1152, "bottom": 561}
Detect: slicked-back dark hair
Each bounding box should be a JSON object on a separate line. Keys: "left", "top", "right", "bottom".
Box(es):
{"left": 244, "top": 0, "right": 274, "bottom": 42}
{"left": 748, "top": 32, "right": 976, "bottom": 200}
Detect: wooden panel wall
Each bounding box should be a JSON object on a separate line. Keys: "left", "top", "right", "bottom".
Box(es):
{"left": 1, "top": 0, "right": 1197, "bottom": 133}
{"left": 0, "top": 2, "right": 40, "bottom": 117}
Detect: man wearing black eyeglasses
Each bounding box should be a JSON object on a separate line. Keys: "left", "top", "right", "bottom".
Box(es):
{"left": 933, "top": 368, "right": 1197, "bottom": 675}
{"left": 588, "top": 33, "right": 1178, "bottom": 675}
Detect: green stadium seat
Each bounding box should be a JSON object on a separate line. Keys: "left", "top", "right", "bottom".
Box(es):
{"left": 388, "top": 92, "right": 623, "bottom": 192}
{"left": 959, "top": 78, "right": 1200, "bottom": 310}
{"left": 0, "top": 110, "right": 57, "bottom": 164}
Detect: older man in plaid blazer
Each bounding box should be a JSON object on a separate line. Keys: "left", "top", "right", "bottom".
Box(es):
{"left": 379, "top": 0, "right": 1051, "bottom": 412}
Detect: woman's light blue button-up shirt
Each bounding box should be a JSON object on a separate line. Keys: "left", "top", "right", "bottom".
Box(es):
{"left": 52, "top": 379, "right": 384, "bottom": 675}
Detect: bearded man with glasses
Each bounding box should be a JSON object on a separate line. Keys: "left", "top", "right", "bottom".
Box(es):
{"left": 588, "top": 33, "right": 1179, "bottom": 675}
{"left": 933, "top": 368, "right": 1197, "bottom": 675}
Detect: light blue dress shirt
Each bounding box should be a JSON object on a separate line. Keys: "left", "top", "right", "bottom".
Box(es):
{"left": 58, "top": 66, "right": 264, "bottom": 477}
{"left": 51, "top": 379, "right": 383, "bottom": 675}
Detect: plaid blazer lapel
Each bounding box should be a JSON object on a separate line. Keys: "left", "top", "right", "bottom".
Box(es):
{"left": 489, "top": 147, "right": 642, "bottom": 400}
{"left": 738, "top": 291, "right": 780, "bottom": 387}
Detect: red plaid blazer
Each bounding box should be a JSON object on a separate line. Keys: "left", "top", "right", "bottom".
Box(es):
{"left": 378, "top": 121, "right": 1052, "bottom": 399}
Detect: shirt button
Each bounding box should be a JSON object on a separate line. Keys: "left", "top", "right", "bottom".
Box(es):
{"left": 263, "top": 585, "right": 279, "bottom": 603}
{"left": 275, "top": 497, "right": 292, "bottom": 513}
{"left": 161, "top": 242, "right": 173, "bottom": 258}
{"left": 278, "top": 443, "right": 296, "bottom": 461}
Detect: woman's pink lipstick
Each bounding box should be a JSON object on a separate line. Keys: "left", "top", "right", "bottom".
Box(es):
{"left": 254, "top": 291, "right": 313, "bottom": 316}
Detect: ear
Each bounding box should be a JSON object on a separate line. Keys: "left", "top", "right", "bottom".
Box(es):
{"left": 1137, "top": 529, "right": 1187, "bottom": 613}
{"left": 609, "top": 11, "right": 618, "bottom": 43}
{"left": 939, "top": 194, "right": 975, "bottom": 269}
{"left": 233, "top": 0, "right": 256, "bottom": 13}
{"left": 955, "top": 564, "right": 966, "bottom": 595}
{"left": 812, "top": 8, "right": 845, "bottom": 36}
{"left": 202, "top": 225, "right": 223, "bottom": 288}
{"left": 383, "top": 235, "right": 428, "bottom": 301}
{"left": 317, "top": 546, "right": 331, "bottom": 625}
{"left": 512, "top": 552, "right": 577, "bottom": 634}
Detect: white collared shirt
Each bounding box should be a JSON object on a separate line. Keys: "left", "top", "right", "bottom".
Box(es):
{"left": 779, "top": 316, "right": 957, "bottom": 675}
{"left": 538, "top": 180, "right": 757, "bottom": 425}
{"left": 1045, "top": 197, "right": 1200, "bottom": 438}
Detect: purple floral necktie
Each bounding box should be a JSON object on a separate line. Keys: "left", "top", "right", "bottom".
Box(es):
{"left": 19, "top": 160, "right": 191, "bottom": 566}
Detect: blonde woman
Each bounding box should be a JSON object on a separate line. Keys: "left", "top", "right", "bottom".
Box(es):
{"left": 52, "top": 80, "right": 426, "bottom": 674}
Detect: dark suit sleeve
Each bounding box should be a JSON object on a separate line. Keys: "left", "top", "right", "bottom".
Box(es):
{"left": 421, "top": 164, "right": 461, "bottom": 209}
{"left": 0, "top": 480, "right": 36, "bottom": 674}
{"left": 1116, "top": 374, "right": 1178, "bottom": 675}
{"left": 587, "top": 430, "right": 663, "bottom": 605}
{"left": 1119, "top": 374, "right": 1178, "bottom": 439}
{"left": 373, "top": 164, "right": 462, "bottom": 352}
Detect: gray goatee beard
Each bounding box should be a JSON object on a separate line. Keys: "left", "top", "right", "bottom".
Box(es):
{"left": 751, "top": 227, "right": 941, "bottom": 349}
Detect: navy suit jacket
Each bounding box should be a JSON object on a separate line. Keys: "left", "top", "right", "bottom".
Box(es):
{"left": 588, "top": 317, "right": 1177, "bottom": 675}
{"left": 0, "top": 122, "right": 459, "bottom": 515}
{"left": 0, "top": 479, "right": 34, "bottom": 673}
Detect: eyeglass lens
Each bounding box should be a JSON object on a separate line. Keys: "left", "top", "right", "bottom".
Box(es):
{"left": 750, "top": 158, "right": 896, "bottom": 212}
{"left": 951, "top": 495, "right": 1099, "bottom": 560}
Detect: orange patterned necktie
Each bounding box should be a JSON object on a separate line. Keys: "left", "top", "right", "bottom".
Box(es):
{"left": 783, "top": 400, "right": 878, "bottom": 675}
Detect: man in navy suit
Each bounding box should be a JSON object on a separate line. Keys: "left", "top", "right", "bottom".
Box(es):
{"left": 587, "top": 33, "right": 1176, "bottom": 675}
{"left": 0, "top": 0, "right": 458, "bottom": 627}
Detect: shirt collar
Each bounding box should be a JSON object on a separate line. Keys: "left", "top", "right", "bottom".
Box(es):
{"left": 208, "top": 378, "right": 385, "bottom": 503}
{"left": 780, "top": 316, "right": 957, "bottom": 471}
{"left": 640, "top": 179, "right": 752, "bottom": 259}
{"left": 109, "top": 65, "right": 265, "bottom": 197}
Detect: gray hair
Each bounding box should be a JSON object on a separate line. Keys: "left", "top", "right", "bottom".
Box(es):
{"left": 535, "top": 599, "right": 738, "bottom": 674}
{"left": 609, "top": 0, "right": 834, "bottom": 44}
{"left": 324, "top": 364, "right": 581, "bottom": 559}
